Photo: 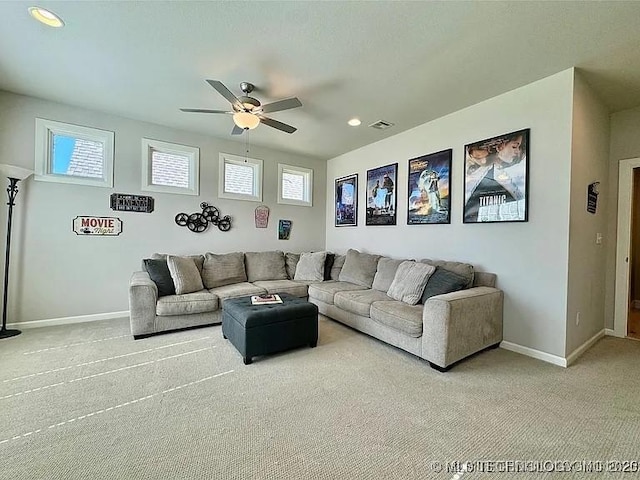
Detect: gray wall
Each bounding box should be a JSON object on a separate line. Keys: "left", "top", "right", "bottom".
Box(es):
{"left": 0, "top": 91, "right": 326, "bottom": 323}
{"left": 565, "top": 72, "right": 610, "bottom": 356}
{"left": 325, "top": 70, "right": 575, "bottom": 358}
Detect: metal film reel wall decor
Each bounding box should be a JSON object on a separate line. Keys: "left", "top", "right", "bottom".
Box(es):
{"left": 175, "top": 202, "right": 232, "bottom": 233}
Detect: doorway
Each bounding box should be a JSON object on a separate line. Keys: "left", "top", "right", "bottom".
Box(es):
{"left": 629, "top": 168, "right": 640, "bottom": 339}
{"left": 615, "top": 157, "right": 640, "bottom": 338}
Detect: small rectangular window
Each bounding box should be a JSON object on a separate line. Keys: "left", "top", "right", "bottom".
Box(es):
{"left": 35, "top": 118, "right": 114, "bottom": 187}
{"left": 278, "top": 163, "right": 313, "bottom": 207}
{"left": 219, "top": 153, "right": 263, "bottom": 202}
{"left": 142, "top": 139, "right": 199, "bottom": 195}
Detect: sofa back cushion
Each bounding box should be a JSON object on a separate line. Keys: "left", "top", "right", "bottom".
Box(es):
{"left": 473, "top": 272, "right": 497, "bottom": 288}
{"left": 372, "top": 257, "right": 403, "bottom": 292}
{"left": 202, "top": 252, "right": 247, "bottom": 288}
{"left": 244, "top": 251, "right": 287, "bottom": 282}
{"left": 339, "top": 249, "right": 381, "bottom": 288}
{"left": 420, "top": 258, "right": 474, "bottom": 289}
{"left": 420, "top": 267, "right": 469, "bottom": 303}
{"left": 387, "top": 261, "right": 436, "bottom": 305}
{"left": 143, "top": 258, "right": 176, "bottom": 297}
{"left": 167, "top": 255, "right": 204, "bottom": 295}
{"left": 285, "top": 252, "right": 300, "bottom": 280}
{"left": 330, "top": 254, "right": 346, "bottom": 280}
{"left": 294, "top": 251, "right": 327, "bottom": 282}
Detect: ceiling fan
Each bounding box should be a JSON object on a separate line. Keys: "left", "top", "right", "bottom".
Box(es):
{"left": 180, "top": 80, "right": 302, "bottom": 135}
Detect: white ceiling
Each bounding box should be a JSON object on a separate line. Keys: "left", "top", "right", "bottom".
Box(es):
{"left": 2, "top": 1, "right": 640, "bottom": 160}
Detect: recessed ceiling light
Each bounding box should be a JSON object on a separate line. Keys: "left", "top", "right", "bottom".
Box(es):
{"left": 28, "top": 6, "right": 64, "bottom": 28}
{"left": 347, "top": 118, "right": 361, "bottom": 127}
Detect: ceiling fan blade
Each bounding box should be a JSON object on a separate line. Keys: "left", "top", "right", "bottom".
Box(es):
{"left": 231, "top": 125, "right": 244, "bottom": 135}
{"left": 206, "top": 80, "right": 242, "bottom": 109}
{"left": 180, "top": 108, "right": 232, "bottom": 114}
{"left": 258, "top": 115, "right": 297, "bottom": 134}
{"left": 259, "top": 97, "right": 302, "bottom": 114}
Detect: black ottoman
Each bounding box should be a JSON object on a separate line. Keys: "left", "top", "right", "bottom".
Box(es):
{"left": 222, "top": 293, "right": 318, "bottom": 365}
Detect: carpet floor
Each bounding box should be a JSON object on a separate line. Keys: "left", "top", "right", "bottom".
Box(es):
{"left": 1, "top": 317, "right": 639, "bottom": 480}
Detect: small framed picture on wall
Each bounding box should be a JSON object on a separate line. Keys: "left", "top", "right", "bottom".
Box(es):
{"left": 407, "top": 149, "right": 452, "bottom": 225}
{"left": 335, "top": 174, "right": 358, "bottom": 227}
{"left": 463, "top": 128, "right": 529, "bottom": 223}
{"left": 366, "top": 163, "right": 397, "bottom": 226}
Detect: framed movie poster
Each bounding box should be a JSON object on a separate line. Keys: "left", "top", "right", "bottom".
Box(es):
{"left": 463, "top": 129, "right": 529, "bottom": 223}
{"left": 366, "top": 163, "right": 397, "bottom": 226}
{"left": 407, "top": 149, "right": 452, "bottom": 225}
{"left": 335, "top": 174, "right": 358, "bottom": 227}
{"left": 278, "top": 219, "right": 292, "bottom": 240}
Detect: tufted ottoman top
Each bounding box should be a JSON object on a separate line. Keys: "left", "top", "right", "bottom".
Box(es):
{"left": 223, "top": 293, "right": 318, "bottom": 329}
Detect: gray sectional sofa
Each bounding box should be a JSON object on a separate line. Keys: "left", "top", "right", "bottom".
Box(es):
{"left": 129, "top": 249, "right": 503, "bottom": 370}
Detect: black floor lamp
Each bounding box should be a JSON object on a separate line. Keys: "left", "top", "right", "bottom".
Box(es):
{"left": 0, "top": 164, "right": 33, "bottom": 340}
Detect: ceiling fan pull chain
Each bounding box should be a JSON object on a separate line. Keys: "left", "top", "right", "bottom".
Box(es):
{"left": 244, "top": 130, "right": 249, "bottom": 162}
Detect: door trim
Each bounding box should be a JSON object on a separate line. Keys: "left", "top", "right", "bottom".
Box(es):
{"left": 614, "top": 157, "right": 640, "bottom": 337}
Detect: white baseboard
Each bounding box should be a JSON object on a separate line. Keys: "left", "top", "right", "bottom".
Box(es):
{"left": 499, "top": 341, "right": 567, "bottom": 367}
{"left": 7, "top": 311, "right": 129, "bottom": 329}
{"left": 605, "top": 328, "right": 623, "bottom": 337}
{"left": 565, "top": 330, "right": 604, "bottom": 366}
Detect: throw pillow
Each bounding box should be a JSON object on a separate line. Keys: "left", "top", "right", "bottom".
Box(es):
{"left": 387, "top": 261, "right": 436, "bottom": 305}
{"left": 285, "top": 252, "right": 300, "bottom": 280}
{"left": 338, "top": 249, "right": 381, "bottom": 288}
{"left": 324, "top": 252, "right": 335, "bottom": 280}
{"left": 167, "top": 255, "right": 204, "bottom": 295}
{"left": 143, "top": 258, "right": 176, "bottom": 297}
{"left": 420, "top": 267, "right": 469, "bottom": 303}
{"left": 201, "top": 252, "right": 247, "bottom": 289}
{"left": 152, "top": 253, "right": 204, "bottom": 274}
{"left": 371, "top": 257, "right": 403, "bottom": 292}
{"left": 294, "top": 251, "right": 327, "bottom": 282}
{"left": 244, "top": 251, "right": 287, "bottom": 282}
{"left": 330, "top": 254, "right": 346, "bottom": 280}
{"left": 420, "top": 258, "right": 474, "bottom": 288}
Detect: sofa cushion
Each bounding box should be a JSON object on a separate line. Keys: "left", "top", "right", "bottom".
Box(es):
{"left": 156, "top": 290, "right": 219, "bottom": 316}
{"left": 285, "top": 252, "right": 300, "bottom": 279}
{"left": 421, "top": 267, "right": 469, "bottom": 303}
{"left": 334, "top": 289, "right": 393, "bottom": 317}
{"left": 202, "top": 252, "right": 247, "bottom": 288}
{"left": 244, "top": 251, "right": 287, "bottom": 282}
{"left": 167, "top": 255, "right": 204, "bottom": 295}
{"left": 371, "top": 257, "right": 403, "bottom": 292}
{"left": 370, "top": 301, "right": 423, "bottom": 337}
{"left": 308, "top": 281, "right": 368, "bottom": 305}
{"left": 330, "top": 254, "right": 346, "bottom": 280}
{"left": 387, "top": 261, "right": 436, "bottom": 305}
{"left": 420, "top": 259, "right": 474, "bottom": 288}
{"left": 324, "top": 253, "right": 335, "bottom": 280}
{"left": 294, "top": 251, "right": 327, "bottom": 282}
{"left": 143, "top": 258, "right": 175, "bottom": 297}
{"left": 252, "top": 279, "right": 309, "bottom": 298}
{"left": 338, "top": 249, "right": 381, "bottom": 288}
{"left": 152, "top": 253, "right": 204, "bottom": 274}
{"left": 208, "top": 282, "right": 266, "bottom": 304}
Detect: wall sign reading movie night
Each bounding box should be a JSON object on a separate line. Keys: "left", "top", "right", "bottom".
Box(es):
{"left": 73, "top": 216, "right": 122, "bottom": 236}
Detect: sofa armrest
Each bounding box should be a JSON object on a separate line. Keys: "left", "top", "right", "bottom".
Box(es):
{"left": 422, "top": 286, "right": 503, "bottom": 369}
{"left": 129, "top": 271, "right": 158, "bottom": 337}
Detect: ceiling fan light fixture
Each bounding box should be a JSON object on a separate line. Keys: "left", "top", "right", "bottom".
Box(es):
{"left": 233, "top": 112, "right": 260, "bottom": 130}
{"left": 28, "top": 6, "right": 64, "bottom": 27}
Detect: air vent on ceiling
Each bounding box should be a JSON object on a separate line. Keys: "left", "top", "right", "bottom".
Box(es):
{"left": 368, "top": 120, "right": 395, "bottom": 130}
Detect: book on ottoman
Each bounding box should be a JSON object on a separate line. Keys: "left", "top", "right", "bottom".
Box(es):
{"left": 251, "top": 294, "right": 283, "bottom": 305}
